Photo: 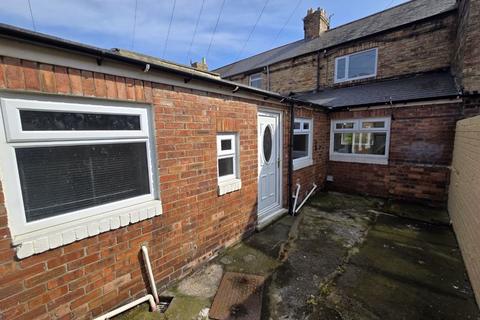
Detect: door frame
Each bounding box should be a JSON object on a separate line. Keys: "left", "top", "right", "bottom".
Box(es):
{"left": 257, "top": 107, "right": 284, "bottom": 219}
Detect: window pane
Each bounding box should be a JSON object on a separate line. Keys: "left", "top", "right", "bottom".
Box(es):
{"left": 334, "top": 133, "right": 353, "bottom": 154}
{"left": 335, "top": 122, "right": 354, "bottom": 129}
{"left": 348, "top": 50, "right": 376, "bottom": 79}
{"left": 20, "top": 110, "right": 141, "bottom": 131}
{"left": 362, "top": 121, "right": 385, "bottom": 129}
{"left": 249, "top": 74, "right": 262, "bottom": 89}
{"left": 293, "top": 134, "right": 309, "bottom": 159}
{"left": 221, "top": 139, "right": 232, "bottom": 151}
{"left": 353, "top": 132, "right": 386, "bottom": 155}
{"left": 303, "top": 122, "right": 309, "bottom": 130}
{"left": 336, "top": 58, "right": 346, "bottom": 80}
{"left": 218, "top": 157, "right": 234, "bottom": 177}
{"left": 263, "top": 126, "right": 273, "bottom": 162}
{"left": 16, "top": 142, "right": 150, "bottom": 222}
{"left": 293, "top": 122, "right": 301, "bottom": 130}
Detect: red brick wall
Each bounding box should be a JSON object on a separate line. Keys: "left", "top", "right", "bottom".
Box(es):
{"left": 327, "top": 102, "right": 463, "bottom": 205}
{"left": 0, "top": 56, "right": 297, "bottom": 319}
{"left": 290, "top": 107, "right": 329, "bottom": 203}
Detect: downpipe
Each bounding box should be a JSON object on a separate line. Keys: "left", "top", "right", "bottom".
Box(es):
{"left": 94, "top": 245, "right": 159, "bottom": 320}
{"left": 142, "top": 245, "right": 160, "bottom": 304}
{"left": 94, "top": 294, "right": 157, "bottom": 320}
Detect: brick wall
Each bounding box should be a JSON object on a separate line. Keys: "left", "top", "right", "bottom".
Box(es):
{"left": 290, "top": 107, "right": 329, "bottom": 203}
{"left": 452, "top": 0, "right": 480, "bottom": 93}
{"left": 327, "top": 102, "right": 463, "bottom": 205}
{"left": 226, "top": 12, "right": 457, "bottom": 95}
{"left": 448, "top": 115, "right": 480, "bottom": 306}
{"left": 0, "top": 56, "right": 297, "bottom": 319}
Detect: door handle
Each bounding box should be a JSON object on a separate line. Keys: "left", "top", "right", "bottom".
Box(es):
{"left": 277, "top": 158, "right": 280, "bottom": 168}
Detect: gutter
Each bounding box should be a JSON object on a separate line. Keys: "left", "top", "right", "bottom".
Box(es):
{"left": 324, "top": 94, "right": 462, "bottom": 112}
{"left": 0, "top": 23, "right": 327, "bottom": 110}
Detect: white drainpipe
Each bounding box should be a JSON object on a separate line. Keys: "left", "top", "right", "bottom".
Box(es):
{"left": 93, "top": 246, "right": 159, "bottom": 320}
{"left": 295, "top": 183, "right": 317, "bottom": 214}
{"left": 292, "top": 183, "right": 301, "bottom": 213}
{"left": 94, "top": 294, "right": 156, "bottom": 320}
{"left": 141, "top": 245, "right": 160, "bottom": 304}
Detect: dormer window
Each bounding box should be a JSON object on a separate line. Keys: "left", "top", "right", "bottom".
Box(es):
{"left": 334, "top": 48, "right": 378, "bottom": 83}
{"left": 249, "top": 73, "right": 263, "bottom": 89}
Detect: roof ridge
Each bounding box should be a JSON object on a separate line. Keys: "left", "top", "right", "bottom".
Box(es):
{"left": 213, "top": 39, "right": 304, "bottom": 73}
{"left": 325, "top": 0, "right": 423, "bottom": 33}
{"left": 216, "top": 0, "right": 457, "bottom": 78}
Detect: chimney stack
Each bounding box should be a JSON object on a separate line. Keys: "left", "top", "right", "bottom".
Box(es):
{"left": 191, "top": 57, "right": 208, "bottom": 72}
{"left": 303, "top": 8, "right": 330, "bottom": 40}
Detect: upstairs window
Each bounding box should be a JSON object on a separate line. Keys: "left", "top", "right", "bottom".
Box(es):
{"left": 249, "top": 73, "right": 263, "bottom": 89}
{"left": 334, "top": 48, "right": 378, "bottom": 83}
{"left": 293, "top": 118, "right": 313, "bottom": 170}
{"left": 0, "top": 96, "right": 159, "bottom": 246}
{"left": 330, "top": 117, "right": 390, "bottom": 165}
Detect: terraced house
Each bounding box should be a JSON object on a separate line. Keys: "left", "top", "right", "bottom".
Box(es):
{"left": 216, "top": 0, "right": 479, "bottom": 205}
{"left": 0, "top": 0, "right": 479, "bottom": 319}
{"left": 215, "top": 0, "right": 480, "bottom": 305}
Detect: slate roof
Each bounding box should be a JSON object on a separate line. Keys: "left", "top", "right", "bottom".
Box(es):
{"left": 214, "top": 0, "right": 457, "bottom": 78}
{"left": 294, "top": 72, "right": 460, "bottom": 109}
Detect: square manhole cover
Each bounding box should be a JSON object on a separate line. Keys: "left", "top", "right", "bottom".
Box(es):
{"left": 209, "top": 272, "right": 265, "bottom": 320}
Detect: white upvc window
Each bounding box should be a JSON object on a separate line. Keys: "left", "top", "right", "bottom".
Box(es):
{"left": 216, "top": 133, "right": 241, "bottom": 195}
{"left": 334, "top": 48, "right": 378, "bottom": 83}
{"left": 293, "top": 118, "right": 313, "bottom": 170}
{"left": 0, "top": 96, "right": 161, "bottom": 258}
{"left": 249, "top": 73, "right": 263, "bottom": 89}
{"left": 330, "top": 117, "right": 391, "bottom": 165}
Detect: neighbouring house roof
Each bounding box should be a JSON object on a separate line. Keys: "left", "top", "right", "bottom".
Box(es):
{"left": 0, "top": 23, "right": 325, "bottom": 108}
{"left": 294, "top": 72, "right": 461, "bottom": 109}
{"left": 214, "top": 0, "right": 457, "bottom": 78}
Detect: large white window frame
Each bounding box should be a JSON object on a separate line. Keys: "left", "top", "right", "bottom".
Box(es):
{"left": 216, "top": 133, "right": 241, "bottom": 195}
{"left": 249, "top": 73, "right": 263, "bottom": 89}
{"left": 330, "top": 117, "right": 391, "bottom": 165}
{"left": 0, "top": 95, "right": 161, "bottom": 257}
{"left": 334, "top": 48, "right": 378, "bottom": 83}
{"left": 293, "top": 118, "right": 313, "bottom": 170}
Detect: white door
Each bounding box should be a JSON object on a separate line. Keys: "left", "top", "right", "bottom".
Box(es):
{"left": 258, "top": 110, "right": 282, "bottom": 221}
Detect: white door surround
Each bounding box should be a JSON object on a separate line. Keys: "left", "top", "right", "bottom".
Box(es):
{"left": 257, "top": 108, "right": 285, "bottom": 227}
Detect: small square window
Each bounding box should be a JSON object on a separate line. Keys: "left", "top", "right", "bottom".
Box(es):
{"left": 216, "top": 133, "right": 241, "bottom": 195}
{"left": 221, "top": 139, "right": 232, "bottom": 151}
{"left": 249, "top": 73, "right": 263, "bottom": 89}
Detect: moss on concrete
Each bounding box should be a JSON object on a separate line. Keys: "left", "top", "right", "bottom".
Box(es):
{"left": 308, "top": 192, "right": 383, "bottom": 213}
{"left": 217, "top": 242, "right": 281, "bottom": 276}
{"left": 382, "top": 199, "right": 450, "bottom": 225}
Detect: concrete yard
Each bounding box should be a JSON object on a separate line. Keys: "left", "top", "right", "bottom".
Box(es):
{"left": 115, "top": 192, "right": 480, "bottom": 320}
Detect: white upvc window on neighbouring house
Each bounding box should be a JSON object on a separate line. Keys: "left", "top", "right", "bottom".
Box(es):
{"left": 0, "top": 96, "right": 161, "bottom": 258}
{"left": 330, "top": 117, "right": 391, "bottom": 165}
{"left": 216, "top": 133, "right": 241, "bottom": 195}
{"left": 249, "top": 73, "right": 263, "bottom": 89}
{"left": 293, "top": 118, "right": 313, "bottom": 170}
{"left": 334, "top": 48, "right": 378, "bottom": 83}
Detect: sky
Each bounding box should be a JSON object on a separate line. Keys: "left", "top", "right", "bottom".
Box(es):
{"left": 0, "top": 0, "right": 409, "bottom": 70}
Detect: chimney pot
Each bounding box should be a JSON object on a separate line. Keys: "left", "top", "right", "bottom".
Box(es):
{"left": 303, "top": 8, "right": 330, "bottom": 40}
{"left": 191, "top": 58, "right": 208, "bottom": 71}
